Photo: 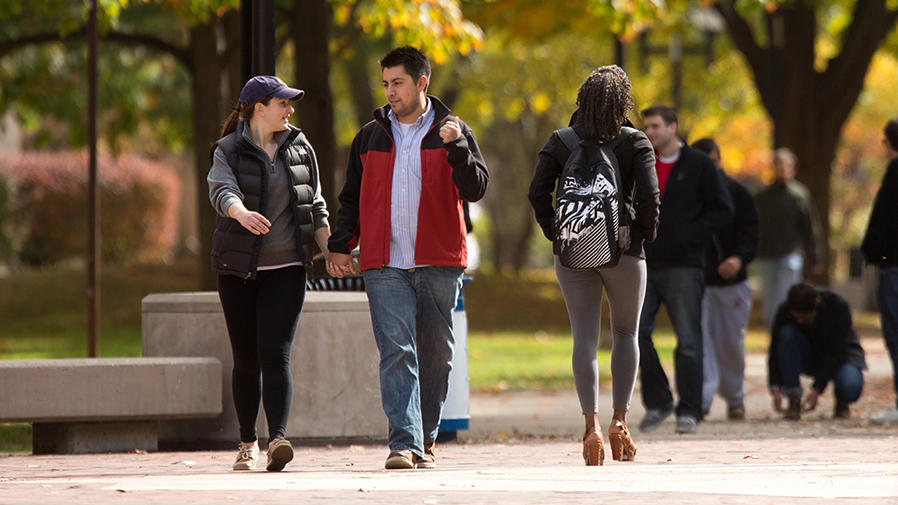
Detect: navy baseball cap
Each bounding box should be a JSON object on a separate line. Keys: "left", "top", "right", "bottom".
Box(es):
{"left": 238, "top": 75, "right": 304, "bottom": 106}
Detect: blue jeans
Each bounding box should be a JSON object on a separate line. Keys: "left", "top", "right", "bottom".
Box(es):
{"left": 638, "top": 266, "right": 705, "bottom": 419}
{"left": 362, "top": 266, "right": 463, "bottom": 458}
{"left": 774, "top": 323, "right": 864, "bottom": 403}
{"left": 878, "top": 266, "right": 898, "bottom": 397}
{"left": 758, "top": 252, "right": 804, "bottom": 328}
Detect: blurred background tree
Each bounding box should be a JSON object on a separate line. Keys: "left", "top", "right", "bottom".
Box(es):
{"left": 1, "top": 0, "right": 897, "bottom": 286}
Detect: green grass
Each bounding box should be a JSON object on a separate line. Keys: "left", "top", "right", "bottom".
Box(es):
{"left": 0, "top": 260, "right": 199, "bottom": 359}
{"left": 0, "top": 261, "right": 813, "bottom": 452}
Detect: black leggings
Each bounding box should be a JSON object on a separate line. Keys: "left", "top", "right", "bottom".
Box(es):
{"left": 218, "top": 266, "right": 306, "bottom": 442}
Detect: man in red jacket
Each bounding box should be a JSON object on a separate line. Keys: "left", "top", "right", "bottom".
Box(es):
{"left": 327, "top": 47, "right": 488, "bottom": 470}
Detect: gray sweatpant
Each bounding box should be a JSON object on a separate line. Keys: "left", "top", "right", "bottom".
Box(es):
{"left": 701, "top": 280, "right": 752, "bottom": 412}
{"left": 554, "top": 255, "right": 646, "bottom": 414}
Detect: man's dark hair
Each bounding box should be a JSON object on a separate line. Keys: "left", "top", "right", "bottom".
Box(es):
{"left": 884, "top": 117, "right": 898, "bottom": 151}
{"left": 691, "top": 138, "right": 720, "bottom": 159}
{"left": 641, "top": 105, "right": 678, "bottom": 125}
{"left": 380, "top": 46, "right": 431, "bottom": 89}
{"left": 574, "top": 65, "right": 635, "bottom": 141}
{"left": 786, "top": 282, "right": 818, "bottom": 312}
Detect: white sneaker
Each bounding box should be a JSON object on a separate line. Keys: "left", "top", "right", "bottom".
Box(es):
{"left": 871, "top": 407, "right": 898, "bottom": 424}
{"left": 233, "top": 441, "right": 259, "bottom": 471}
{"left": 266, "top": 437, "right": 294, "bottom": 472}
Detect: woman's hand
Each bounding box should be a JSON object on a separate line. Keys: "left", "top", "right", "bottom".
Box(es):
{"left": 228, "top": 201, "right": 270, "bottom": 235}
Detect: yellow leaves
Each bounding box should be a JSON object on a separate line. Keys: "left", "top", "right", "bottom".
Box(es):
{"left": 530, "top": 93, "right": 551, "bottom": 115}
{"left": 355, "top": 0, "right": 484, "bottom": 63}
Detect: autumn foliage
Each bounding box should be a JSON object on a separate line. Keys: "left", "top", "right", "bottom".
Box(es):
{"left": 0, "top": 151, "right": 180, "bottom": 266}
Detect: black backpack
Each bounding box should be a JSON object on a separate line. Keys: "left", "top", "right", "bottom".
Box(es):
{"left": 552, "top": 127, "right": 633, "bottom": 269}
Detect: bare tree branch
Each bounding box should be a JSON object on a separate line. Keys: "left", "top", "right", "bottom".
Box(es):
{"left": 0, "top": 27, "right": 191, "bottom": 70}
{"left": 821, "top": 0, "right": 898, "bottom": 116}
{"left": 713, "top": 1, "right": 772, "bottom": 110}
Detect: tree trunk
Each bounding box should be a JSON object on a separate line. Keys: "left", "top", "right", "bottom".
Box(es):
{"left": 714, "top": 0, "right": 898, "bottom": 283}
{"left": 190, "top": 20, "right": 230, "bottom": 290}
{"left": 345, "top": 39, "right": 377, "bottom": 128}
{"left": 291, "top": 0, "right": 338, "bottom": 220}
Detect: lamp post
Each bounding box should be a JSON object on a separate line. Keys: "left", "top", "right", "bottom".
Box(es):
{"left": 241, "top": 0, "right": 275, "bottom": 81}
{"left": 87, "top": 0, "right": 99, "bottom": 357}
{"left": 637, "top": 7, "right": 725, "bottom": 110}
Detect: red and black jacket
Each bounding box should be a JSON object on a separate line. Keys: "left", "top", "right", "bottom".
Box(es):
{"left": 328, "top": 96, "right": 488, "bottom": 271}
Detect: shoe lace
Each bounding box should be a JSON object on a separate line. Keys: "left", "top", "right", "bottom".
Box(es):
{"left": 237, "top": 443, "right": 256, "bottom": 461}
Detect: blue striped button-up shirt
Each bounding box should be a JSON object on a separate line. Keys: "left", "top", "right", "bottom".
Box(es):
{"left": 387, "top": 98, "right": 435, "bottom": 269}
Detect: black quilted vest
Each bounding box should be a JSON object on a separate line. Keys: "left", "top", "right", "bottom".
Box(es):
{"left": 211, "top": 125, "right": 317, "bottom": 279}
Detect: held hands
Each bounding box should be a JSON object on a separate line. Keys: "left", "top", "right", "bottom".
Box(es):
{"left": 717, "top": 256, "right": 743, "bottom": 280}
{"left": 439, "top": 117, "right": 462, "bottom": 144}
{"left": 326, "top": 252, "right": 356, "bottom": 278}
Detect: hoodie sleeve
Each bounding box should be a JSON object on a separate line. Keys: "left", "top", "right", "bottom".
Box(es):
{"left": 327, "top": 130, "right": 365, "bottom": 254}
{"left": 528, "top": 132, "right": 567, "bottom": 241}
{"left": 207, "top": 146, "right": 243, "bottom": 217}
{"left": 444, "top": 118, "right": 489, "bottom": 202}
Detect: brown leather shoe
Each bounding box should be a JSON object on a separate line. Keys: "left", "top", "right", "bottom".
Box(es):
{"left": 582, "top": 427, "right": 604, "bottom": 466}
{"left": 608, "top": 419, "right": 637, "bottom": 462}
{"left": 384, "top": 450, "right": 415, "bottom": 470}
{"left": 413, "top": 442, "right": 436, "bottom": 469}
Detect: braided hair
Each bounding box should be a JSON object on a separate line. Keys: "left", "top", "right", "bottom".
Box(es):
{"left": 575, "top": 65, "right": 634, "bottom": 142}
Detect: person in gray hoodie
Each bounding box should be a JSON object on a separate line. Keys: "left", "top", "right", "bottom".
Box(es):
{"left": 207, "top": 75, "right": 331, "bottom": 473}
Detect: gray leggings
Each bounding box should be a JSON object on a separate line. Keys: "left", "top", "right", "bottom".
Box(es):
{"left": 554, "top": 255, "right": 646, "bottom": 414}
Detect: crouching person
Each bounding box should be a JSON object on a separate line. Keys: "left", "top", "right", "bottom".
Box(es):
{"left": 768, "top": 283, "right": 867, "bottom": 420}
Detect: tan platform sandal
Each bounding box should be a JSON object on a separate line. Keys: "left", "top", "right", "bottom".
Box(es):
{"left": 582, "top": 426, "right": 605, "bottom": 466}
{"left": 608, "top": 419, "right": 637, "bottom": 462}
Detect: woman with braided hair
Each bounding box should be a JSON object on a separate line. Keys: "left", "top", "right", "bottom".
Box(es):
{"left": 528, "top": 65, "right": 660, "bottom": 465}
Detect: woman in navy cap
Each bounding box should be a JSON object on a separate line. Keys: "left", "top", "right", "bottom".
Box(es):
{"left": 207, "top": 75, "right": 331, "bottom": 472}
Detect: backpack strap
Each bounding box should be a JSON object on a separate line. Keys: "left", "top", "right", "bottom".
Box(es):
{"left": 554, "top": 127, "right": 581, "bottom": 155}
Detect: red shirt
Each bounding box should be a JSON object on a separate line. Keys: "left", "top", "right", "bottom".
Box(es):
{"left": 656, "top": 158, "right": 675, "bottom": 194}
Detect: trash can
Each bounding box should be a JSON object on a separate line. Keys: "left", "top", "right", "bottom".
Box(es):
{"left": 438, "top": 276, "right": 472, "bottom": 442}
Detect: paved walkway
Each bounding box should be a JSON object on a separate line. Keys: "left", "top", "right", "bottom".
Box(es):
{"left": 1, "top": 338, "right": 896, "bottom": 504}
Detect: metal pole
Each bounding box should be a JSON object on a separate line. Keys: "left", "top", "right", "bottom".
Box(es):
{"left": 87, "top": 0, "right": 99, "bottom": 357}
{"left": 241, "top": 0, "right": 253, "bottom": 83}
{"left": 669, "top": 33, "right": 683, "bottom": 111}
{"left": 615, "top": 37, "right": 626, "bottom": 71}
{"left": 252, "top": 0, "right": 275, "bottom": 75}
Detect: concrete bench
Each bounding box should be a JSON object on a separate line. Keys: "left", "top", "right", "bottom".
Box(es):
{"left": 0, "top": 357, "right": 222, "bottom": 454}
{"left": 142, "top": 291, "right": 386, "bottom": 448}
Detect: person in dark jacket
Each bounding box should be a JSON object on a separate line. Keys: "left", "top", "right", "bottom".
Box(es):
{"left": 327, "top": 47, "right": 488, "bottom": 470}
{"left": 691, "top": 138, "right": 759, "bottom": 421}
{"left": 754, "top": 148, "right": 824, "bottom": 327}
{"left": 636, "top": 106, "right": 733, "bottom": 435}
{"left": 207, "top": 75, "right": 331, "bottom": 472}
{"left": 768, "top": 283, "right": 866, "bottom": 420}
{"left": 529, "top": 65, "right": 660, "bottom": 466}
{"left": 862, "top": 116, "right": 898, "bottom": 424}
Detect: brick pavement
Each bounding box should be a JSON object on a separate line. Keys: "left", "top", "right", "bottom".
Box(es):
{"left": 1, "top": 339, "right": 896, "bottom": 504}
{"left": 1, "top": 436, "right": 896, "bottom": 504}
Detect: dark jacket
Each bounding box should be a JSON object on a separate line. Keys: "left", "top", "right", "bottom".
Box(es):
{"left": 768, "top": 289, "right": 867, "bottom": 393}
{"left": 643, "top": 145, "right": 733, "bottom": 269}
{"left": 327, "top": 96, "right": 488, "bottom": 271}
{"left": 210, "top": 125, "right": 322, "bottom": 279}
{"left": 528, "top": 124, "right": 660, "bottom": 258}
{"left": 861, "top": 157, "right": 898, "bottom": 267}
{"left": 754, "top": 179, "right": 822, "bottom": 265}
{"left": 705, "top": 173, "right": 759, "bottom": 285}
